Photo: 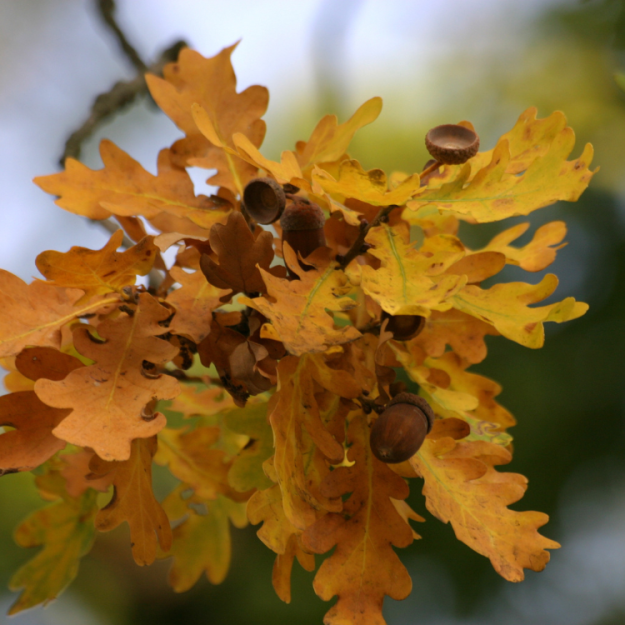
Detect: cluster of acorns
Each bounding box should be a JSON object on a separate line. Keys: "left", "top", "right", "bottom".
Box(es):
{"left": 241, "top": 124, "right": 479, "bottom": 463}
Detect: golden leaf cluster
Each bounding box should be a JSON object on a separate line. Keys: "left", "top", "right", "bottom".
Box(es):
{"left": 0, "top": 43, "right": 595, "bottom": 623}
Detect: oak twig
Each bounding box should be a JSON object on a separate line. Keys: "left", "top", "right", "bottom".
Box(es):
{"left": 336, "top": 204, "right": 398, "bottom": 269}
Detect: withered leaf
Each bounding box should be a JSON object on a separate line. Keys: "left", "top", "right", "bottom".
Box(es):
{"left": 200, "top": 211, "right": 274, "bottom": 297}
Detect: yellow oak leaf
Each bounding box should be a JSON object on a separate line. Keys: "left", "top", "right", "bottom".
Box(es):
{"left": 8, "top": 468, "right": 98, "bottom": 615}
{"left": 313, "top": 159, "right": 422, "bottom": 206}
{"left": 354, "top": 224, "right": 467, "bottom": 316}
{"left": 295, "top": 97, "right": 383, "bottom": 170}
{"left": 34, "top": 293, "right": 181, "bottom": 461}
{"left": 167, "top": 265, "right": 228, "bottom": 343}
{"left": 272, "top": 533, "right": 315, "bottom": 604}
{"left": 408, "top": 110, "right": 595, "bottom": 223}
{"left": 92, "top": 436, "right": 172, "bottom": 565}
{"left": 412, "top": 437, "right": 559, "bottom": 582}
{"left": 224, "top": 400, "right": 274, "bottom": 492}
{"left": 148, "top": 45, "right": 268, "bottom": 194}
{"left": 0, "top": 348, "right": 83, "bottom": 474}
{"left": 34, "top": 141, "right": 229, "bottom": 232}
{"left": 163, "top": 493, "right": 247, "bottom": 591}
{"left": 36, "top": 231, "right": 158, "bottom": 306}
{"left": 0, "top": 269, "right": 118, "bottom": 359}
{"left": 302, "top": 414, "right": 414, "bottom": 625}
{"left": 481, "top": 221, "right": 567, "bottom": 272}
{"left": 268, "top": 355, "right": 361, "bottom": 530}
{"left": 451, "top": 274, "right": 588, "bottom": 348}
{"left": 155, "top": 425, "right": 241, "bottom": 501}
{"left": 242, "top": 247, "right": 360, "bottom": 356}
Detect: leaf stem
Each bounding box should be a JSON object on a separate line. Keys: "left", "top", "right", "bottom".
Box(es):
{"left": 336, "top": 204, "right": 398, "bottom": 269}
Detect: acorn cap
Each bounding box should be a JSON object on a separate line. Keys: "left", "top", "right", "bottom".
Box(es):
{"left": 425, "top": 124, "right": 480, "bottom": 165}
{"left": 388, "top": 392, "right": 435, "bottom": 432}
{"left": 280, "top": 199, "right": 325, "bottom": 231}
{"left": 243, "top": 177, "right": 286, "bottom": 224}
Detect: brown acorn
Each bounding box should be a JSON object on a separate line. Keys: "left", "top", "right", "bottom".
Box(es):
{"left": 370, "top": 392, "right": 435, "bottom": 464}
{"left": 280, "top": 198, "right": 326, "bottom": 276}
{"left": 425, "top": 124, "right": 480, "bottom": 165}
{"left": 243, "top": 177, "right": 286, "bottom": 224}
{"left": 381, "top": 312, "right": 426, "bottom": 341}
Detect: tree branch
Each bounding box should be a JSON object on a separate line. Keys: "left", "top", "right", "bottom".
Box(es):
{"left": 59, "top": 40, "right": 186, "bottom": 166}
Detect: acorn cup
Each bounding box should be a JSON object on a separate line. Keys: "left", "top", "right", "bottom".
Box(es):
{"left": 370, "top": 392, "right": 435, "bottom": 464}
{"left": 425, "top": 124, "right": 480, "bottom": 165}
{"left": 280, "top": 198, "right": 326, "bottom": 277}
{"left": 243, "top": 177, "right": 286, "bottom": 224}
{"left": 381, "top": 311, "right": 426, "bottom": 342}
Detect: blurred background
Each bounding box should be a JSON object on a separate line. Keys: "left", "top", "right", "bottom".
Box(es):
{"left": 1, "top": 0, "right": 625, "bottom": 623}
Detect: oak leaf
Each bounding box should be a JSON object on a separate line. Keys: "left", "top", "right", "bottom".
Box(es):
{"left": 0, "top": 269, "right": 117, "bottom": 358}
{"left": 451, "top": 274, "right": 588, "bottom": 348}
{"left": 34, "top": 141, "right": 229, "bottom": 232}
{"left": 408, "top": 109, "right": 595, "bottom": 223}
{"left": 36, "top": 231, "right": 158, "bottom": 305}
{"left": 148, "top": 45, "right": 268, "bottom": 194}
{"left": 412, "top": 437, "right": 559, "bottom": 581}
{"left": 200, "top": 211, "right": 276, "bottom": 297}
{"left": 268, "top": 355, "right": 360, "bottom": 530}
{"left": 92, "top": 436, "right": 172, "bottom": 565}
{"left": 482, "top": 221, "right": 567, "bottom": 272}
{"left": 313, "top": 159, "right": 421, "bottom": 206}
{"left": 353, "top": 224, "right": 467, "bottom": 316}
{"left": 242, "top": 247, "right": 361, "bottom": 356}
{"left": 302, "top": 414, "right": 414, "bottom": 625}
{"left": 8, "top": 468, "right": 98, "bottom": 614}
{"left": 167, "top": 264, "right": 228, "bottom": 342}
{"left": 163, "top": 493, "right": 247, "bottom": 591}
{"left": 0, "top": 348, "right": 83, "bottom": 474}
{"left": 34, "top": 293, "right": 181, "bottom": 461}
{"left": 168, "top": 384, "right": 235, "bottom": 419}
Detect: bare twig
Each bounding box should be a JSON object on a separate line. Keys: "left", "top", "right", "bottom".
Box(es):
{"left": 60, "top": 39, "right": 186, "bottom": 166}
{"left": 96, "top": 0, "right": 147, "bottom": 72}
{"left": 336, "top": 204, "right": 398, "bottom": 269}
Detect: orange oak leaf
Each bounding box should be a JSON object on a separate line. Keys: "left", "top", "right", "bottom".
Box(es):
{"left": 242, "top": 247, "right": 361, "bottom": 356}
{"left": 302, "top": 414, "right": 414, "bottom": 625}
{"left": 147, "top": 45, "right": 268, "bottom": 194}
{"left": 200, "top": 211, "right": 276, "bottom": 297}
{"left": 91, "top": 436, "right": 172, "bottom": 566}
{"left": 34, "top": 141, "right": 229, "bottom": 232}
{"left": 61, "top": 449, "right": 115, "bottom": 498}
{"left": 247, "top": 483, "right": 315, "bottom": 602}
{"left": 167, "top": 265, "right": 228, "bottom": 343}
{"left": 414, "top": 308, "right": 500, "bottom": 364}
{"left": 0, "top": 269, "right": 118, "bottom": 359}
{"left": 36, "top": 231, "right": 158, "bottom": 306}
{"left": 268, "top": 355, "right": 360, "bottom": 530}
{"left": 34, "top": 293, "right": 181, "bottom": 461}
{"left": 0, "top": 348, "right": 83, "bottom": 474}
{"left": 412, "top": 437, "right": 559, "bottom": 582}
{"left": 482, "top": 221, "right": 567, "bottom": 272}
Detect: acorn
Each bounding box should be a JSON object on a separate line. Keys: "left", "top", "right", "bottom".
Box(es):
{"left": 280, "top": 198, "right": 326, "bottom": 275}
{"left": 425, "top": 124, "right": 480, "bottom": 165}
{"left": 243, "top": 177, "right": 286, "bottom": 224}
{"left": 381, "top": 312, "right": 426, "bottom": 341}
{"left": 370, "top": 392, "right": 435, "bottom": 464}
